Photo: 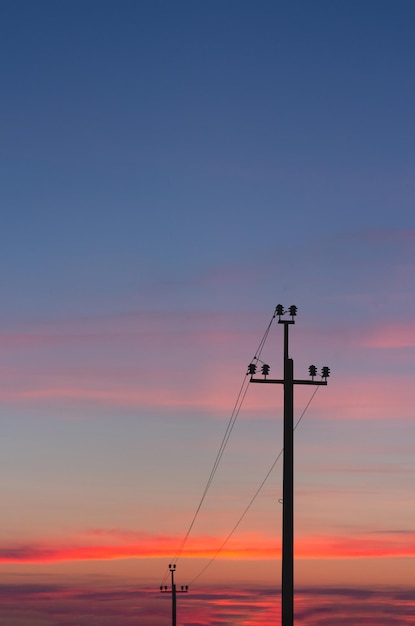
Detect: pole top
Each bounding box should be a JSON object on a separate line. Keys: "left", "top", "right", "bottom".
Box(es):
{"left": 275, "top": 304, "right": 297, "bottom": 323}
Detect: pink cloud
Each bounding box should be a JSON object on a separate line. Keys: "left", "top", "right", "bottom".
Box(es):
{"left": 358, "top": 322, "right": 415, "bottom": 348}
{"left": 312, "top": 376, "right": 415, "bottom": 419}
{"left": 0, "top": 363, "right": 412, "bottom": 420}
{"left": 1, "top": 310, "right": 413, "bottom": 420}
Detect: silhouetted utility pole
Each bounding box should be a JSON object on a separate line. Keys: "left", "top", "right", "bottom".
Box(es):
{"left": 249, "top": 305, "right": 330, "bottom": 626}
{"left": 160, "top": 564, "right": 188, "bottom": 626}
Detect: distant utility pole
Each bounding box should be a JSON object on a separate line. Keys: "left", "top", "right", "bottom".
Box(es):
{"left": 249, "top": 305, "right": 330, "bottom": 626}
{"left": 160, "top": 564, "right": 188, "bottom": 626}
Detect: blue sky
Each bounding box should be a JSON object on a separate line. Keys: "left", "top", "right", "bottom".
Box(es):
{"left": 3, "top": 0, "right": 415, "bottom": 320}
{"left": 1, "top": 1, "right": 415, "bottom": 624}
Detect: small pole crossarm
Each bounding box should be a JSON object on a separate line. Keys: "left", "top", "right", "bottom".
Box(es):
{"left": 159, "top": 565, "right": 189, "bottom": 626}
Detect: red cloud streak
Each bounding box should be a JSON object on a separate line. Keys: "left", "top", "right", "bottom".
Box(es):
{"left": 1, "top": 531, "right": 414, "bottom": 563}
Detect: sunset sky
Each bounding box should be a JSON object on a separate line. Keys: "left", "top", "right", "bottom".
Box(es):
{"left": 1, "top": 1, "right": 415, "bottom": 624}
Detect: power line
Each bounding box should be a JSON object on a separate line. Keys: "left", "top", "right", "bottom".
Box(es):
{"left": 160, "top": 310, "right": 277, "bottom": 585}
{"left": 188, "top": 385, "right": 321, "bottom": 586}
{"left": 169, "top": 376, "right": 249, "bottom": 566}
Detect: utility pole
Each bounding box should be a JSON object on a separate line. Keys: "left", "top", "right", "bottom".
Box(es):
{"left": 160, "top": 564, "right": 188, "bottom": 626}
{"left": 249, "top": 305, "right": 330, "bottom": 626}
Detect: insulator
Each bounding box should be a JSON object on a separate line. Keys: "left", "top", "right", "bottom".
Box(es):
{"left": 321, "top": 366, "right": 330, "bottom": 379}
{"left": 261, "top": 363, "right": 270, "bottom": 376}
{"left": 309, "top": 365, "right": 317, "bottom": 378}
{"left": 275, "top": 304, "right": 285, "bottom": 317}
{"left": 247, "top": 363, "right": 257, "bottom": 376}
{"left": 288, "top": 305, "right": 297, "bottom": 317}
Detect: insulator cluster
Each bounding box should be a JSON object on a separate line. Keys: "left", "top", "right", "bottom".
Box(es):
{"left": 275, "top": 304, "right": 297, "bottom": 320}
{"left": 247, "top": 362, "right": 271, "bottom": 377}
{"left": 309, "top": 365, "right": 330, "bottom": 379}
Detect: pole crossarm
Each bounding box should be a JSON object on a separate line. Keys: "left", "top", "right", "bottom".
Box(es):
{"left": 159, "top": 564, "right": 188, "bottom": 626}
{"left": 250, "top": 378, "right": 327, "bottom": 386}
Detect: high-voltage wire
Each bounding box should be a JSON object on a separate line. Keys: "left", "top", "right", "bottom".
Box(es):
{"left": 160, "top": 310, "right": 277, "bottom": 585}
{"left": 188, "top": 385, "right": 321, "bottom": 585}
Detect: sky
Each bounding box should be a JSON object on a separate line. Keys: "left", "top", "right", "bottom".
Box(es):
{"left": 1, "top": 0, "right": 415, "bottom": 624}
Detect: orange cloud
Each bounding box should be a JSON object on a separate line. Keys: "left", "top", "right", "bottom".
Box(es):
{"left": 297, "top": 532, "right": 415, "bottom": 559}
{"left": 1, "top": 530, "right": 414, "bottom": 564}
